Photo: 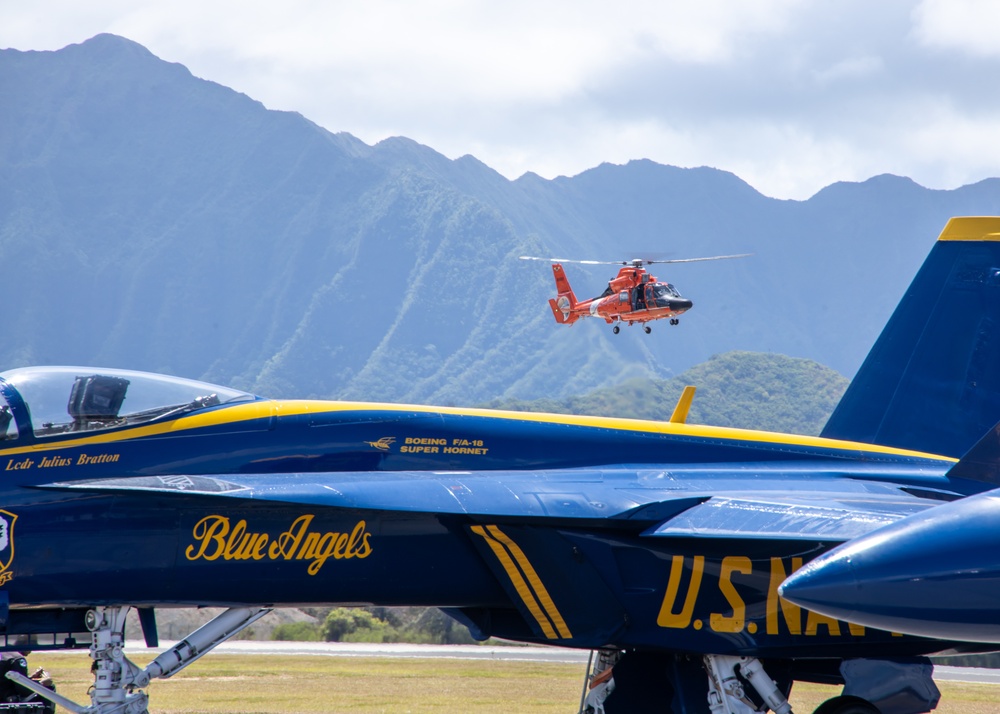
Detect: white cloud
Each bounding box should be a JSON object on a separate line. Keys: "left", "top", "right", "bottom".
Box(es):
{"left": 2, "top": 0, "right": 1000, "bottom": 199}
{"left": 898, "top": 105, "right": 1000, "bottom": 187}
{"left": 912, "top": 0, "right": 1000, "bottom": 57}
{"left": 89, "top": 0, "right": 803, "bottom": 105}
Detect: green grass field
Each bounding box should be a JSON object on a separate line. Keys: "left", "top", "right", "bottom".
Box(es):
{"left": 26, "top": 653, "right": 1000, "bottom": 713}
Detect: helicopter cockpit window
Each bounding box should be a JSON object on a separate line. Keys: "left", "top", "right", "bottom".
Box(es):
{"left": 646, "top": 283, "right": 682, "bottom": 308}
{"left": 0, "top": 366, "right": 256, "bottom": 438}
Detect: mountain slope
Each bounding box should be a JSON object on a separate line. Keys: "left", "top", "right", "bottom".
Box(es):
{"left": 487, "top": 351, "right": 849, "bottom": 435}
{"left": 3, "top": 35, "right": 1000, "bottom": 404}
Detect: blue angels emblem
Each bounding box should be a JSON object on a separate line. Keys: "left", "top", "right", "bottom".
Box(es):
{"left": 0, "top": 510, "right": 16, "bottom": 586}
{"left": 365, "top": 437, "right": 396, "bottom": 451}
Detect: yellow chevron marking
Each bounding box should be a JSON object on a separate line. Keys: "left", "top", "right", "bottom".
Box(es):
{"left": 470, "top": 525, "right": 558, "bottom": 640}
{"left": 486, "top": 525, "right": 572, "bottom": 639}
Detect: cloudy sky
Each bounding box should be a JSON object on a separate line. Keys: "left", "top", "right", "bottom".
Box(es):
{"left": 3, "top": 0, "right": 999, "bottom": 199}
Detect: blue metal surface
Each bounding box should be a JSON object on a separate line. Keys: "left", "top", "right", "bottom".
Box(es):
{"left": 0, "top": 384, "right": 980, "bottom": 658}
{"left": 821, "top": 234, "right": 1000, "bottom": 459}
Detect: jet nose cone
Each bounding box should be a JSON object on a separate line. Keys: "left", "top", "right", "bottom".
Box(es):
{"left": 671, "top": 298, "right": 693, "bottom": 313}
{"left": 781, "top": 490, "right": 1000, "bottom": 642}
{"left": 779, "top": 553, "right": 860, "bottom": 619}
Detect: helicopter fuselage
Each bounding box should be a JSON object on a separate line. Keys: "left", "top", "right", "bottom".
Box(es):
{"left": 547, "top": 263, "right": 692, "bottom": 331}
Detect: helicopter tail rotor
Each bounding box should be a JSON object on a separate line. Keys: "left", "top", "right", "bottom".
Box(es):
{"left": 548, "top": 263, "right": 579, "bottom": 324}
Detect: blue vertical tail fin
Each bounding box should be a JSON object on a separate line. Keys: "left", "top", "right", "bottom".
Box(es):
{"left": 821, "top": 217, "right": 1000, "bottom": 458}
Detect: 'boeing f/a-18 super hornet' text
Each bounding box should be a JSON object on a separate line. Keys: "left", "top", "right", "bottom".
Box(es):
{"left": 3, "top": 218, "right": 1000, "bottom": 714}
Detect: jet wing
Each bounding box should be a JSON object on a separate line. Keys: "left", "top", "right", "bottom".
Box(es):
{"left": 38, "top": 468, "right": 950, "bottom": 543}
{"left": 37, "top": 470, "right": 697, "bottom": 521}
{"left": 641, "top": 493, "right": 931, "bottom": 541}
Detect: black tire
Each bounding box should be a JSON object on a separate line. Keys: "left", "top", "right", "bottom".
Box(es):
{"left": 613, "top": 325, "right": 620, "bottom": 334}
{"left": 813, "top": 695, "right": 880, "bottom": 714}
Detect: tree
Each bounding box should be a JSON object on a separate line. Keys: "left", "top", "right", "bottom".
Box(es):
{"left": 322, "top": 608, "right": 387, "bottom": 642}
{"left": 271, "top": 621, "right": 321, "bottom": 641}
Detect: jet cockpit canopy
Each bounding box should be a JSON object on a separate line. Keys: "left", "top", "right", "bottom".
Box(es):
{"left": 0, "top": 366, "right": 256, "bottom": 439}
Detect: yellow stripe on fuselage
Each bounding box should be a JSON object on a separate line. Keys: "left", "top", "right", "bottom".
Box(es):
{"left": 269, "top": 400, "right": 955, "bottom": 462}
{"left": 0, "top": 401, "right": 276, "bottom": 455}
{"left": 0, "top": 398, "right": 956, "bottom": 463}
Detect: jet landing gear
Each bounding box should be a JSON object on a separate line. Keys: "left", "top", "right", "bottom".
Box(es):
{"left": 703, "top": 655, "right": 792, "bottom": 714}
{"left": 582, "top": 651, "right": 939, "bottom": 714}
{"left": 582, "top": 651, "right": 792, "bottom": 714}
{"left": 5, "top": 606, "right": 270, "bottom": 714}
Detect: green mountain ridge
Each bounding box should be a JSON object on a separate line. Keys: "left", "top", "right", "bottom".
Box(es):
{"left": 487, "top": 351, "right": 849, "bottom": 436}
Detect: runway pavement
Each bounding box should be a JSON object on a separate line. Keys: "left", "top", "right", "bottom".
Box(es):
{"left": 935, "top": 665, "right": 1000, "bottom": 685}
{"left": 221, "top": 640, "right": 595, "bottom": 664}
{"left": 124, "top": 640, "right": 1000, "bottom": 684}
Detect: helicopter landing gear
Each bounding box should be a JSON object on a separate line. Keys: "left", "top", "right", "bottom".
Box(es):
{"left": 643, "top": 326, "right": 651, "bottom": 334}
{"left": 612, "top": 325, "right": 620, "bottom": 334}
{"left": 670, "top": 318, "right": 680, "bottom": 325}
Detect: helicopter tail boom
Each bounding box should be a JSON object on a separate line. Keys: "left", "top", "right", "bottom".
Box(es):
{"left": 548, "top": 263, "right": 579, "bottom": 324}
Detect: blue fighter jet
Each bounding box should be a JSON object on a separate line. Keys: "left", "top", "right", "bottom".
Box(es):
{"left": 3, "top": 217, "right": 1000, "bottom": 714}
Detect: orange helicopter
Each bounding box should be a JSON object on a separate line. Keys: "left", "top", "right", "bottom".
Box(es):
{"left": 520, "top": 254, "right": 749, "bottom": 334}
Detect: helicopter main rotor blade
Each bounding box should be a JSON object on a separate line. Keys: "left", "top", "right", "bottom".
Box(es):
{"left": 518, "top": 256, "right": 621, "bottom": 265}
{"left": 645, "top": 253, "right": 752, "bottom": 264}
{"left": 520, "top": 254, "right": 752, "bottom": 266}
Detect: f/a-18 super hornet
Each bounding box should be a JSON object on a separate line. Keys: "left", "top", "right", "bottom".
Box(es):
{"left": 3, "top": 218, "right": 1000, "bottom": 714}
